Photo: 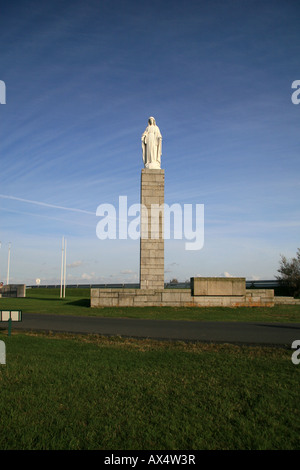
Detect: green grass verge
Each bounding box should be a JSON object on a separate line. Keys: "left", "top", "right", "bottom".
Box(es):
{"left": 0, "top": 287, "right": 300, "bottom": 322}
{"left": 0, "top": 331, "right": 299, "bottom": 450}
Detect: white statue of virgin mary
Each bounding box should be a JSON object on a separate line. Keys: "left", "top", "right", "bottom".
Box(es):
{"left": 141, "top": 117, "right": 162, "bottom": 169}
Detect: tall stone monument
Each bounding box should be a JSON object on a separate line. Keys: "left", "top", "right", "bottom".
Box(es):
{"left": 140, "top": 117, "right": 164, "bottom": 290}
{"left": 90, "top": 117, "right": 275, "bottom": 308}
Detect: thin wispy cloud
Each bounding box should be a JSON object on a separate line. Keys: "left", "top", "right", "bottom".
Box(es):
{"left": 67, "top": 261, "right": 83, "bottom": 268}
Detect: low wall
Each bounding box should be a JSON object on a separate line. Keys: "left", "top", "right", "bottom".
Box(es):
{"left": 0, "top": 284, "right": 26, "bottom": 298}
{"left": 91, "top": 288, "right": 274, "bottom": 308}
{"left": 274, "top": 296, "right": 300, "bottom": 305}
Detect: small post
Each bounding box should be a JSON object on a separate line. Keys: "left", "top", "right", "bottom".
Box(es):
{"left": 0, "top": 340, "right": 5, "bottom": 365}
{"left": 8, "top": 317, "right": 12, "bottom": 337}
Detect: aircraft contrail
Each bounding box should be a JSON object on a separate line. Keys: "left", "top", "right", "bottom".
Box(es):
{"left": 0, "top": 194, "right": 95, "bottom": 215}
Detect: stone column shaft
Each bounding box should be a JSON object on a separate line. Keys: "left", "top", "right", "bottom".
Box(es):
{"left": 140, "top": 169, "right": 164, "bottom": 290}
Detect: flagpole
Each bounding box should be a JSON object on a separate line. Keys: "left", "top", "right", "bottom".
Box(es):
{"left": 6, "top": 243, "right": 11, "bottom": 285}
{"left": 63, "top": 238, "right": 67, "bottom": 298}
{"left": 60, "top": 236, "right": 64, "bottom": 298}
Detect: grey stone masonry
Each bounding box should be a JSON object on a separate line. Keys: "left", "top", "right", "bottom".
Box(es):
{"left": 140, "top": 169, "right": 165, "bottom": 290}
{"left": 274, "top": 296, "right": 300, "bottom": 305}
{"left": 90, "top": 288, "right": 275, "bottom": 307}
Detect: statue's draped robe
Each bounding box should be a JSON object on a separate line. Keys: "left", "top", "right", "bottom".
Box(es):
{"left": 142, "top": 124, "right": 162, "bottom": 168}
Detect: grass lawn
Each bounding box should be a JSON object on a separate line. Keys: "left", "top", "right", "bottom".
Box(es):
{"left": 0, "top": 287, "right": 300, "bottom": 322}
{"left": 0, "top": 331, "right": 299, "bottom": 450}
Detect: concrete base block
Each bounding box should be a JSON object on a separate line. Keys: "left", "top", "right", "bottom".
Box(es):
{"left": 191, "top": 277, "right": 246, "bottom": 296}
{"left": 0, "top": 284, "right": 26, "bottom": 298}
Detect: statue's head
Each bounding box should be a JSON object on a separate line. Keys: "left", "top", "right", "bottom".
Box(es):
{"left": 148, "top": 117, "right": 156, "bottom": 126}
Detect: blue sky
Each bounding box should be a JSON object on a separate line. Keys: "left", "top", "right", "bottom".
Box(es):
{"left": 0, "top": 0, "right": 299, "bottom": 285}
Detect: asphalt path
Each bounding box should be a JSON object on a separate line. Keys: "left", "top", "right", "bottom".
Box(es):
{"left": 5, "top": 313, "right": 300, "bottom": 347}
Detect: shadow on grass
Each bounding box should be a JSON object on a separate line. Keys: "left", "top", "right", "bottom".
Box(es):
{"left": 66, "top": 299, "right": 90, "bottom": 308}
{"left": 27, "top": 297, "right": 64, "bottom": 301}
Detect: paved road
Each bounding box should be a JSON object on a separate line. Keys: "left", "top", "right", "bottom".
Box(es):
{"left": 6, "top": 313, "right": 300, "bottom": 346}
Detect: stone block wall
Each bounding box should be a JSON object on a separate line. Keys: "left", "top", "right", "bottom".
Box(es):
{"left": 90, "top": 287, "right": 275, "bottom": 308}
{"left": 244, "top": 289, "right": 275, "bottom": 307}
{"left": 274, "top": 296, "right": 300, "bottom": 305}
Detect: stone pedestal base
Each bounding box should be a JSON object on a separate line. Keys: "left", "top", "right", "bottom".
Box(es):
{"left": 90, "top": 287, "right": 275, "bottom": 308}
